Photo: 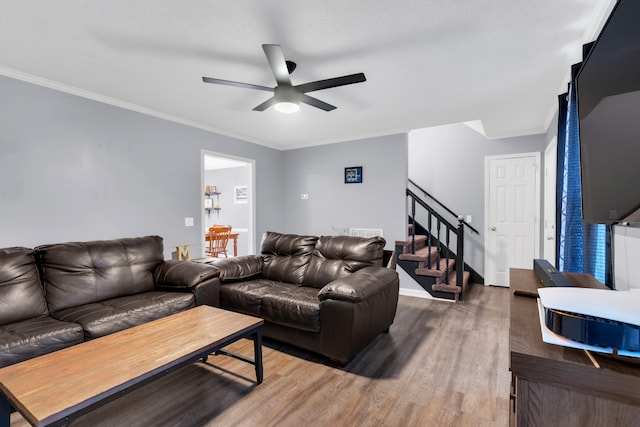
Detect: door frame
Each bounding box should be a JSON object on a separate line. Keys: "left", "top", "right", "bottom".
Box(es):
{"left": 201, "top": 150, "right": 256, "bottom": 256}
{"left": 543, "top": 138, "right": 557, "bottom": 265}
{"left": 484, "top": 152, "right": 541, "bottom": 286}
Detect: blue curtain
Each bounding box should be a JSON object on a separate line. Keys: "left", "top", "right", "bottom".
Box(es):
{"left": 556, "top": 63, "right": 612, "bottom": 285}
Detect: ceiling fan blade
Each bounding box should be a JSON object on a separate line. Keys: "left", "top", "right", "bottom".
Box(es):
{"left": 202, "top": 77, "right": 273, "bottom": 92}
{"left": 300, "top": 94, "right": 337, "bottom": 111}
{"left": 262, "top": 44, "right": 291, "bottom": 85}
{"left": 296, "top": 73, "right": 366, "bottom": 93}
{"left": 252, "top": 97, "right": 278, "bottom": 111}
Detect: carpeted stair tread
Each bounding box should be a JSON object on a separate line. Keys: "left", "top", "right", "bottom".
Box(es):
{"left": 448, "top": 270, "right": 471, "bottom": 286}
{"left": 395, "top": 234, "right": 427, "bottom": 246}
{"left": 431, "top": 283, "right": 462, "bottom": 294}
{"left": 432, "top": 271, "right": 472, "bottom": 299}
{"left": 398, "top": 245, "right": 437, "bottom": 262}
{"left": 412, "top": 235, "right": 427, "bottom": 243}
{"left": 414, "top": 258, "right": 456, "bottom": 279}
{"left": 395, "top": 235, "right": 427, "bottom": 254}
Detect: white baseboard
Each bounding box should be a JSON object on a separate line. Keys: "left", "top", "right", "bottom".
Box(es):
{"left": 399, "top": 287, "right": 456, "bottom": 302}
{"left": 399, "top": 287, "right": 434, "bottom": 299}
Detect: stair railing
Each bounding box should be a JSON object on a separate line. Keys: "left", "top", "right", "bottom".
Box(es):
{"left": 408, "top": 179, "right": 479, "bottom": 234}
{"left": 407, "top": 188, "right": 458, "bottom": 284}
{"left": 407, "top": 181, "right": 479, "bottom": 297}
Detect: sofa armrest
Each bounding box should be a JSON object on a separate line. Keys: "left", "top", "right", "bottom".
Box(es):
{"left": 319, "top": 266, "right": 399, "bottom": 364}
{"left": 154, "top": 260, "right": 219, "bottom": 289}
{"left": 201, "top": 255, "right": 264, "bottom": 282}
{"left": 154, "top": 260, "right": 221, "bottom": 306}
{"left": 317, "top": 266, "right": 399, "bottom": 303}
{"left": 383, "top": 250, "right": 397, "bottom": 270}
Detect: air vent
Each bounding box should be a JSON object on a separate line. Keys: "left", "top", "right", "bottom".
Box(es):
{"left": 349, "top": 228, "right": 384, "bottom": 238}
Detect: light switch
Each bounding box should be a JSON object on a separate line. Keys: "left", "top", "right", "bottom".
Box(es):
{"left": 185, "top": 217, "right": 194, "bottom": 227}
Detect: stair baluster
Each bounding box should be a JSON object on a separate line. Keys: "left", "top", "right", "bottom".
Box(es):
{"left": 436, "top": 220, "right": 441, "bottom": 272}
{"left": 444, "top": 228, "right": 450, "bottom": 284}
{"left": 427, "top": 212, "right": 433, "bottom": 268}
{"left": 410, "top": 198, "right": 416, "bottom": 254}
{"left": 456, "top": 218, "right": 465, "bottom": 299}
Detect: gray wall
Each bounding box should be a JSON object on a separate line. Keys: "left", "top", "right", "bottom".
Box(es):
{"left": 408, "top": 123, "right": 546, "bottom": 276}
{"left": 0, "top": 73, "right": 554, "bottom": 291}
{"left": 282, "top": 134, "right": 408, "bottom": 250}
{"left": 0, "top": 75, "right": 284, "bottom": 258}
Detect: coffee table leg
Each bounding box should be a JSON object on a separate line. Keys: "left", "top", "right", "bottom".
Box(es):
{"left": 254, "top": 330, "right": 263, "bottom": 384}
{"left": 0, "top": 393, "right": 10, "bottom": 427}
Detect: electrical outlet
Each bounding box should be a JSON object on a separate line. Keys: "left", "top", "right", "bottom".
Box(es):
{"left": 465, "top": 215, "right": 472, "bottom": 223}
{"left": 184, "top": 217, "right": 194, "bottom": 227}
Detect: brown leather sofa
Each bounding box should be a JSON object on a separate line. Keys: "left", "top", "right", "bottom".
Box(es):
{"left": 0, "top": 236, "right": 219, "bottom": 368}
{"left": 196, "top": 231, "right": 399, "bottom": 365}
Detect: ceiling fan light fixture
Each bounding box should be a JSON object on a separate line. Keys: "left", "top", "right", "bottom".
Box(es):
{"left": 274, "top": 101, "right": 300, "bottom": 114}
{"left": 202, "top": 44, "right": 365, "bottom": 112}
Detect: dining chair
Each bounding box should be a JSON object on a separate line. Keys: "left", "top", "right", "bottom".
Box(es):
{"left": 206, "top": 225, "right": 232, "bottom": 258}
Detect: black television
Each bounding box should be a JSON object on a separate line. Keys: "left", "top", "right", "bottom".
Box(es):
{"left": 575, "top": 0, "right": 640, "bottom": 224}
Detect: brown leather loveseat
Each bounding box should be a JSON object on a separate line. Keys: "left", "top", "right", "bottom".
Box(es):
{"left": 0, "top": 236, "right": 219, "bottom": 368}
{"left": 197, "top": 231, "right": 399, "bottom": 365}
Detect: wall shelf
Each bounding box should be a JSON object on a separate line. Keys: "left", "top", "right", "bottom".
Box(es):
{"left": 205, "top": 190, "right": 221, "bottom": 218}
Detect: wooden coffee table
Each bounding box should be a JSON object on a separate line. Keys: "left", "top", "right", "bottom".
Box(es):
{"left": 0, "top": 306, "right": 263, "bottom": 427}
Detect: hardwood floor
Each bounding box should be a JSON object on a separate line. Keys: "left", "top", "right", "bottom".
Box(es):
{"left": 10, "top": 284, "right": 510, "bottom": 427}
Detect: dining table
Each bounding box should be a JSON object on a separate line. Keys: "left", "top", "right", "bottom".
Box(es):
{"left": 205, "top": 232, "right": 239, "bottom": 256}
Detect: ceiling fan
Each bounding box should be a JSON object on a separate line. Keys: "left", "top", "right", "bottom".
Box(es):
{"left": 202, "top": 44, "right": 366, "bottom": 113}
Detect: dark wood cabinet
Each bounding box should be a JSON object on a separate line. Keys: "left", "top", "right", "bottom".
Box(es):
{"left": 509, "top": 268, "right": 640, "bottom": 426}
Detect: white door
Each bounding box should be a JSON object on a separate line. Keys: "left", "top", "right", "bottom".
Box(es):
{"left": 485, "top": 153, "right": 540, "bottom": 287}
{"left": 544, "top": 139, "right": 557, "bottom": 265}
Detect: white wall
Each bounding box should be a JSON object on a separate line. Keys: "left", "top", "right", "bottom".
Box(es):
{"left": 613, "top": 225, "right": 640, "bottom": 291}
{"left": 408, "top": 123, "right": 546, "bottom": 276}
{"left": 282, "top": 134, "right": 408, "bottom": 250}
{"left": 0, "top": 75, "right": 284, "bottom": 258}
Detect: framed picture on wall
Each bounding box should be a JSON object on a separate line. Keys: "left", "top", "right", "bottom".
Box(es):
{"left": 204, "top": 198, "right": 213, "bottom": 209}
{"left": 234, "top": 185, "right": 248, "bottom": 204}
{"left": 344, "top": 166, "right": 363, "bottom": 184}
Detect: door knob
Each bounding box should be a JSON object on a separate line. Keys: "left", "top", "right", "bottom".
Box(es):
{"left": 490, "top": 226, "right": 497, "bottom": 231}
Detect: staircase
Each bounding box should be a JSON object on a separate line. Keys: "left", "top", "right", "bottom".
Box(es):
{"left": 396, "top": 180, "right": 480, "bottom": 301}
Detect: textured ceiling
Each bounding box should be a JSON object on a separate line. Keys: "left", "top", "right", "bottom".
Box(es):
{"left": 0, "top": 1, "right": 614, "bottom": 150}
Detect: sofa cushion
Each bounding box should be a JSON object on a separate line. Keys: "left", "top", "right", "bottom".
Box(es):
{"left": 37, "top": 236, "right": 165, "bottom": 313}
{"left": 220, "top": 279, "right": 321, "bottom": 333}
{"left": 0, "top": 316, "right": 84, "bottom": 368}
{"left": 260, "top": 283, "right": 320, "bottom": 333}
{"left": 51, "top": 291, "right": 194, "bottom": 340}
{"left": 303, "top": 235, "right": 386, "bottom": 289}
{"left": 0, "top": 247, "right": 49, "bottom": 325}
{"left": 220, "top": 280, "right": 272, "bottom": 317}
{"left": 260, "top": 232, "right": 318, "bottom": 285}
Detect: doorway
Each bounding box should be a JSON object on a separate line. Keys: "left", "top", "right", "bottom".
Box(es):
{"left": 202, "top": 151, "right": 255, "bottom": 257}
{"left": 484, "top": 153, "right": 540, "bottom": 286}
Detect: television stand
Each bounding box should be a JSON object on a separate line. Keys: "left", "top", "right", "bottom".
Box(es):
{"left": 509, "top": 268, "right": 640, "bottom": 426}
